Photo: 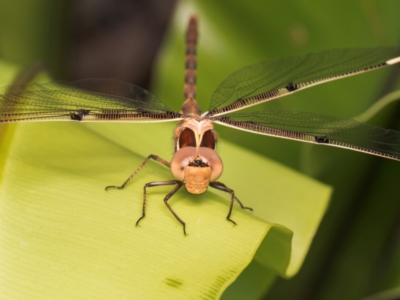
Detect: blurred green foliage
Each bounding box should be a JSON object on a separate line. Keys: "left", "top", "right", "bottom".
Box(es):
{"left": 1, "top": 0, "right": 400, "bottom": 299}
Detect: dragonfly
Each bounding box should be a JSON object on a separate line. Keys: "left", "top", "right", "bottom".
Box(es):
{"left": 1, "top": 15, "right": 400, "bottom": 235}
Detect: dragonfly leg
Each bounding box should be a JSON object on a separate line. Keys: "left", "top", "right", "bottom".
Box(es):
{"left": 163, "top": 182, "right": 186, "bottom": 235}
{"left": 105, "top": 154, "right": 171, "bottom": 191}
{"left": 137, "top": 181, "right": 185, "bottom": 234}
{"left": 210, "top": 181, "right": 253, "bottom": 226}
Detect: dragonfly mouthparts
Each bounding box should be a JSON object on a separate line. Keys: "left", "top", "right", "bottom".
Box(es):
{"left": 189, "top": 157, "right": 208, "bottom": 167}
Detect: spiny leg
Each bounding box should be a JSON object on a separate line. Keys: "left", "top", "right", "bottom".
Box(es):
{"left": 210, "top": 181, "right": 253, "bottom": 226}
{"left": 105, "top": 154, "right": 171, "bottom": 191}
{"left": 211, "top": 182, "right": 253, "bottom": 211}
{"left": 137, "top": 180, "right": 181, "bottom": 228}
{"left": 140, "top": 181, "right": 186, "bottom": 235}
{"left": 163, "top": 182, "right": 186, "bottom": 235}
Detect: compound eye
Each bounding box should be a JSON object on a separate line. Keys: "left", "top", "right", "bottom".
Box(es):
{"left": 170, "top": 147, "right": 197, "bottom": 181}
{"left": 179, "top": 128, "right": 196, "bottom": 149}
{"left": 198, "top": 147, "right": 223, "bottom": 181}
{"left": 200, "top": 129, "right": 216, "bottom": 149}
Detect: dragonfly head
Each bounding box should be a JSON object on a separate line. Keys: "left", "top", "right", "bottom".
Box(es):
{"left": 174, "top": 118, "right": 216, "bottom": 152}
{"left": 170, "top": 147, "right": 223, "bottom": 194}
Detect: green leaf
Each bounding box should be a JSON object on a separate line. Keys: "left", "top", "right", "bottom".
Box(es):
{"left": 0, "top": 119, "right": 330, "bottom": 299}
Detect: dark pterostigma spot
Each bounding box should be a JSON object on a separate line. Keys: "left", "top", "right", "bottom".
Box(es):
{"left": 315, "top": 136, "right": 330, "bottom": 143}
{"left": 286, "top": 83, "right": 298, "bottom": 92}
{"left": 70, "top": 110, "right": 90, "bottom": 121}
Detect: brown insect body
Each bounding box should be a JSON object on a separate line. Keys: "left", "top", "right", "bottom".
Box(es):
{"left": 171, "top": 117, "right": 223, "bottom": 194}
{"left": 170, "top": 15, "right": 223, "bottom": 195}
{"left": 105, "top": 15, "right": 252, "bottom": 235}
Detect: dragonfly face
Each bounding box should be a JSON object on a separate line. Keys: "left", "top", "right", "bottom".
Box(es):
{"left": 171, "top": 117, "right": 222, "bottom": 194}
{"left": 1, "top": 15, "right": 400, "bottom": 235}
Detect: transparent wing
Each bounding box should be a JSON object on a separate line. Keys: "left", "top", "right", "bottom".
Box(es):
{"left": 213, "top": 110, "right": 400, "bottom": 161}
{"left": 207, "top": 47, "right": 400, "bottom": 116}
{"left": 0, "top": 79, "right": 183, "bottom": 123}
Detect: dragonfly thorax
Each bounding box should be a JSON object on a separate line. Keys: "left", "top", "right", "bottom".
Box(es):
{"left": 180, "top": 98, "right": 201, "bottom": 116}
